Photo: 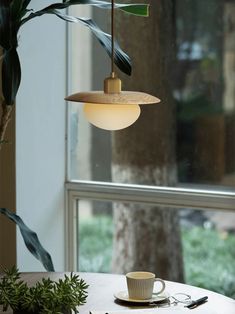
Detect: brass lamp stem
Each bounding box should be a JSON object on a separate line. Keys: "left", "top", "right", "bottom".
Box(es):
{"left": 103, "top": 0, "right": 122, "bottom": 94}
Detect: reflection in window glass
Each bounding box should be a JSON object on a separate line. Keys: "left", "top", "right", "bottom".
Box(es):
{"left": 175, "top": 0, "right": 234, "bottom": 186}
{"left": 78, "top": 200, "right": 235, "bottom": 298}
{"left": 69, "top": 0, "right": 235, "bottom": 190}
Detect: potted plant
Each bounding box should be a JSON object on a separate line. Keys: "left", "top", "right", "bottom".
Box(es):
{"left": 0, "top": 266, "right": 88, "bottom": 314}
{"left": 0, "top": 2, "right": 148, "bottom": 312}
{"left": 0, "top": 0, "right": 149, "bottom": 270}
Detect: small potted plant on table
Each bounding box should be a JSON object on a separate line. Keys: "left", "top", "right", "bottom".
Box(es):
{"left": 0, "top": 267, "right": 88, "bottom": 314}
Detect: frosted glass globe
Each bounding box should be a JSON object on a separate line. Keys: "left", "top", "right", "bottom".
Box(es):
{"left": 83, "top": 103, "right": 141, "bottom": 130}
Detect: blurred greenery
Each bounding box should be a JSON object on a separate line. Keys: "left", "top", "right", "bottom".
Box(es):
{"left": 79, "top": 216, "right": 113, "bottom": 273}
{"left": 183, "top": 227, "right": 235, "bottom": 298}
{"left": 79, "top": 215, "right": 235, "bottom": 298}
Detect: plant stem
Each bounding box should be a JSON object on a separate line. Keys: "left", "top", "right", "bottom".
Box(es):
{"left": 0, "top": 47, "right": 13, "bottom": 150}
{"left": 0, "top": 100, "right": 13, "bottom": 150}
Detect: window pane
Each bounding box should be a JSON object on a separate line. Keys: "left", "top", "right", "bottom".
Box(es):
{"left": 68, "top": 1, "right": 235, "bottom": 191}
{"left": 78, "top": 199, "right": 235, "bottom": 298}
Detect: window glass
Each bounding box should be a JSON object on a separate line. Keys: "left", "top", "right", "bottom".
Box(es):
{"left": 68, "top": 0, "right": 235, "bottom": 191}
{"left": 77, "top": 199, "right": 235, "bottom": 298}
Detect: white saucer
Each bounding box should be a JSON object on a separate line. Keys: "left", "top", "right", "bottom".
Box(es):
{"left": 114, "top": 290, "right": 170, "bottom": 303}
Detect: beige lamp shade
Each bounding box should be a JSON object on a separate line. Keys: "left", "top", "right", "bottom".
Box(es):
{"left": 84, "top": 103, "right": 141, "bottom": 130}
{"left": 66, "top": 91, "right": 160, "bottom": 104}
{"left": 65, "top": 91, "right": 160, "bottom": 131}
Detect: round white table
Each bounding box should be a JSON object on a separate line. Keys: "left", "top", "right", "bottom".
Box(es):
{"left": 1, "top": 272, "right": 235, "bottom": 313}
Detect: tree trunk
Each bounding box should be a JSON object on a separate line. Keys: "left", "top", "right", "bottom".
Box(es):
{"left": 223, "top": 1, "right": 235, "bottom": 114}
{"left": 111, "top": 0, "right": 184, "bottom": 282}
{"left": 194, "top": 114, "right": 225, "bottom": 182}
{"left": 223, "top": 1, "right": 235, "bottom": 174}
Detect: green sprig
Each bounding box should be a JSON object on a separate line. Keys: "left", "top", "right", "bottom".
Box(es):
{"left": 0, "top": 267, "right": 89, "bottom": 313}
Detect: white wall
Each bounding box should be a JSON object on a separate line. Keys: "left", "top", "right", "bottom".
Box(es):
{"left": 16, "top": 1, "right": 66, "bottom": 271}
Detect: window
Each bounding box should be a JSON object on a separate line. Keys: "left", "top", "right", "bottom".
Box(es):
{"left": 68, "top": 0, "right": 235, "bottom": 190}
{"left": 66, "top": 0, "right": 235, "bottom": 298}
{"left": 75, "top": 200, "right": 235, "bottom": 297}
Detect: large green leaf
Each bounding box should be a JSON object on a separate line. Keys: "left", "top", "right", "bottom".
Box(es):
{"left": 22, "top": 0, "right": 32, "bottom": 11}
{"left": 11, "top": 0, "right": 24, "bottom": 19}
{"left": 61, "top": 0, "right": 149, "bottom": 16}
{"left": 0, "top": 208, "right": 55, "bottom": 272}
{"left": 11, "top": 0, "right": 32, "bottom": 21}
{"left": 56, "top": 11, "right": 131, "bottom": 75}
{"left": 22, "top": 9, "right": 131, "bottom": 75}
{"left": 76, "top": 17, "right": 132, "bottom": 75}
{"left": 2, "top": 48, "right": 21, "bottom": 106}
{"left": 19, "top": 0, "right": 149, "bottom": 76}
{"left": 0, "top": 3, "right": 11, "bottom": 50}
{"left": 20, "top": 0, "right": 149, "bottom": 25}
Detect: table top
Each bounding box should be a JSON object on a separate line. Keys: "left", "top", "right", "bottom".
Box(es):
{"left": 1, "top": 272, "right": 235, "bottom": 314}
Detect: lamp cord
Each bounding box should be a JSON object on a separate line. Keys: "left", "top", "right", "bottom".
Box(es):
{"left": 111, "top": 0, "right": 115, "bottom": 77}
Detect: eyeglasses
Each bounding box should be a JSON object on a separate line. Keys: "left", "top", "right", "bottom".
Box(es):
{"left": 170, "top": 293, "right": 192, "bottom": 305}
{"left": 149, "top": 293, "right": 192, "bottom": 308}
{"left": 150, "top": 293, "right": 208, "bottom": 309}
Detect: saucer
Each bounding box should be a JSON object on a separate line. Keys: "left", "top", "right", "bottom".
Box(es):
{"left": 114, "top": 290, "right": 170, "bottom": 303}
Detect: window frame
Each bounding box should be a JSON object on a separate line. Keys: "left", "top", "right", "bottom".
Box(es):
{"left": 65, "top": 180, "right": 235, "bottom": 271}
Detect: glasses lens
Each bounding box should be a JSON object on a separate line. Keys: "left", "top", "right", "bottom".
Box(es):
{"left": 173, "top": 293, "right": 191, "bottom": 303}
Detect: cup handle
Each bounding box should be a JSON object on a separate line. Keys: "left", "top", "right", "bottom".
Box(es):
{"left": 153, "top": 278, "right": 165, "bottom": 295}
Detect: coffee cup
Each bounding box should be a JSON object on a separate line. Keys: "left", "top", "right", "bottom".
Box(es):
{"left": 126, "top": 271, "right": 165, "bottom": 300}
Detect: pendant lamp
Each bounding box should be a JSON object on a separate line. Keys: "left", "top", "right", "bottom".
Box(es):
{"left": 65, "top": 0, "right": 160, "bottom": 131}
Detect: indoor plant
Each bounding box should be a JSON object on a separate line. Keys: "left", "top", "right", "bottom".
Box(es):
{"left": 0, "top": 2, "right": 148, "bottom": 312}
{"left": 0, "top": 266, "right": 88, "bottom": 314}
{"left": 0, "top": 0, "right": 149, "bottom": 270}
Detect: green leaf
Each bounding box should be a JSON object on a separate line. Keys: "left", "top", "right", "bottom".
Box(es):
{"left": 11, "top": 0, "right": 32, "bottom": 21}
{"left": 20, "top": 0, "right": 149, "bottom": 25}
{"left": 18, "top": 0, "right": 148, "bottom": 76}
{"left": 11, "top": 0, "right": 24, "bottom": 19}
{"left": 61, "top": 0, "right": 149, "bottom": 16}
{"left": 2, "top": 48, "right": 21, "bottom": 106}
{"left": 37, "top": 10, "right": 131, "bottom": 75}
{"left": 118, "top": 4, "right": 149, "bottom": 16}
{"left": 22, "top": 0, "right": 32, "bottom": 11}
{"left": 76, "top": 16, "right": 132, "bottom": 75}
{"left": 0, "top": 208, "right": 55, "bottom": 272}
{"left": 0, "top": 3, "right": 11, "bottom": 50}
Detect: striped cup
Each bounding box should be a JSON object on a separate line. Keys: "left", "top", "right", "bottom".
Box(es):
{"left": 126, "top": 271, "right": 165, "bottom": 300}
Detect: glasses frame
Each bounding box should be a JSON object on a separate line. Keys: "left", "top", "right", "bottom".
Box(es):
{"left": 149, "top": 292, "right": 192, "bottom": 308}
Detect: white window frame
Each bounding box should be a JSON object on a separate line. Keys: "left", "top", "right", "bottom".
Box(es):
{"left": 65, "top": 180, "right": 235, "bottom": 271}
